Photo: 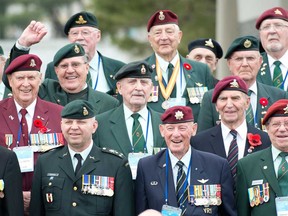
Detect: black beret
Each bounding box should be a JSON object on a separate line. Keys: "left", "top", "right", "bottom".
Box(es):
{"left": 187, "top": 38, "right": 223, "bottom": 59}
{"left": 225, "top": 36, "right": 259, "bottom": 59}
{"left": 53, "top": 43, "right": 85, "bottom": 66}
{"left": 114, "top": 60, "right": 153, "bottom": 81}
{"left": 64, "top": 11, "right": 98, "bottom": 35}
{"left": 61, "top": 100, "right": 95, "bottom": 119}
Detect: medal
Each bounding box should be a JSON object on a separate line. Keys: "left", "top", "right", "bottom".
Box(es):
{"left": 0, "top": 192, "right": 4, "bottom": 198}
{"left": 162, "top": 100, "right": 170, "bottom": 110}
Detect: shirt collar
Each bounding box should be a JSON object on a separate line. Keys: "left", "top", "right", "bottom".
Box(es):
{"left": 267, "top": 51, "right": 288, "bottom": 69}
{"left": 169, "top": 146, "right": 191, "bottom": 169}
{"left": 123, "top": 104, "right": 148, "bottom": 121}
{"left": 89, "top": 51, "right": 99, "bottom": 70}
{"left": 249, "top": 82, "right": 258, "bottom": 95}
{"left": 221, "top": 120, "right": 247, "bottom": 140}
{"left": 15, "top": 98, "right": 37, "bottom": 117}
{"left": 271, "top": 145, "right": 282, "bottom": 162}
{"left": 68, "top": 141, "right": 94, "bottom": 162}
{"left": 155, "top": 52, "right": 179, "bottom": 71}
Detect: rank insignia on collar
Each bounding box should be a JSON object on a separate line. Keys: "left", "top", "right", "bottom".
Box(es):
{"left": 230, "top": 79, "right": 239, "bottom": 88}
{"left": 175, "top": 110, "right": 184, "bottom": 120}
{"left": 83, "top": 107, "right": 88, "bottom": 116}
{"left": 283, "top": 105, "right": 288, "bottom": 114}
{"left": 244, "top": 39, "right": 252, "bottom": 48}
{"left": 274, "top": 9, "right": 283, "bottom": 15}
{"left": 75, "top": 15, "right": 87, "bottom": 24}
{"left": 141, "top": 65, "right": 146, "bottom": 74}
{"left": 205, "top": 39, "right": 214, "bottom": 48}
{"left": 30, "top": 59, "right": 36, "bottom": 67}
{"left": 74, "top": 45, "right": 80, "bottom": 53}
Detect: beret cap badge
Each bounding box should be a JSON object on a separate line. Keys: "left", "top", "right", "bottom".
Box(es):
{"left": 230, "top": 79, "right": 239, "bottom": 88}
{"left": 175, "top": 110, "right": 184, "bottom": 120}
{"left": 30, "top": 59, "right": 36, "bottom": 67}
{"left": 205, "top": 39, "right": 214, "bottom": 48}
{"left": 141, "top": 65, "right": 146, "bottom": 74}
{"left": 274, "top": 9, "right": 283, "bottom": 15}
{"left": 75, "top": 15, "right": 87, "bottom": 25}
{"left": 83, "top": 107, "right": 88, "bottom": 116}
{"left": 158, "top": 11, "right": 165, "bottom": 21}
{"left": 284, "top": 105, "right": 288, "bottom": 114}
{"left": 244, "top": 39, "right": 252, "bottom": 48}
{"left": 74, "top": 45, "right": 80, "bottom": 54}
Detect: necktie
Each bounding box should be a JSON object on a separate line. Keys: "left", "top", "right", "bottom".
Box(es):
{"left": 176, "top": 161, "right": 188, "bottom": 215}
{"left": 167, "top": 63, "right": 176, "bottom": 97}
{"left": 87, "top": 69, "right": 92, "bottom": 87}
{"left": 20, "top": 108, "right": 29, "bottom": 145}
{"left": 131, "top": 113, "right": 145, "bottom": 152}
{"left": 273, "top": 61, "right": 283, "bottom": 88}
{"left": 278, "top": 152, "right": 288, "bottom": 196}
{"left": 227, "top": 130, "right": 238, "bottom": 181}
{"left": 246, "top": 90, "right": 254, "bottom": 125}
{"left": 74, "top": 154, "right": 82, "bottom": 175}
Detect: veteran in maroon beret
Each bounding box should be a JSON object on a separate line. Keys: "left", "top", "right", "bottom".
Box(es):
{"left": 236, "top": 99, "right": 288, "bottom": 216}
{"left": 256, "top": 7, "right": 288, "bottom": 91}
{"left": 0, "top": 54, "right": 64, "bottom": 215}
{"left": 144, "top": 10, "right": 215, "bottom": 122}
{"left": 135, "top": 105, "right": 237, "bottom": 216}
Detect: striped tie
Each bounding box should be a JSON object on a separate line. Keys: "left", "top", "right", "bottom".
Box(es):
{"left": 273, "top": 61, "right": 283, "bottom": 88}
{"left": 227, "top": 130, "right": 238, "bottom": 181}
{"left": 246, "top": 90, "right": 254, "bottom": 125}
{"left": 131, "top": 113, "right": 145, "bottom": 152}
{"left": 278, "top": 152, "right": 288, "bottom": 196}
{"left": 176, "top": 161, "right": 188, "bottom": 216}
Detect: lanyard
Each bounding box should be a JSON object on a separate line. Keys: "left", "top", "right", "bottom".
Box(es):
{"left": 280, "top": 69, "right": 288, "bottom": 90}
{"left": 93, "top": 55, "right": 101, "bottom": 90}
{"left": 162, "top": 65, "right": 184, "bottom": 97}
{"left": 17, "top": 123, "right": 30, "bottom": 147}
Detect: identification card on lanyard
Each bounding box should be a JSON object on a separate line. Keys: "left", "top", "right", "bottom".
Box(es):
{"left": 13, "top": 146, "right": 34, "bottom": 173}
{"left": 275, "top": 196, "right": 288, "bottom": 216}
{"left": 128, "top": 152, "right": 150, "bottom": 180}
{"left": 161, "top": 204, "right": 182, "bottom": 216}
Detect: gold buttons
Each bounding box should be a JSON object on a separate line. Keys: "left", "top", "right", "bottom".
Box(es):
{"left": 73, "top": 186, "right": 77, "bottom": 191}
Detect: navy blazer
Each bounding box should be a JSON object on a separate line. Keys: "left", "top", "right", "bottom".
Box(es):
{"left": 135, "top": 148, "right": 236, "bottom": 216}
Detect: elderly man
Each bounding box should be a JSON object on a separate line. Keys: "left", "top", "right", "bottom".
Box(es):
{"left": 144, "top": 10, "right": 215, "bottom": 122}
{"left": 197, "top": 35, "right": 288, "bottom": 132}
{"left": 255, "top": 7, "right": 288, "bottom": 91}
{"left": 0, "top": 54, "right": 64, "bottom": 215}
{"left": 236, "top": 99, "right": 288, "bottom": 216}
{"left": 30, "top": 99, "right": 134, "bottom": 215}
{"left": 135, "top": 106, "right": 236, "bottom": 216}
{"left": 186, "top": 38, "right": 223, "bottom": 85}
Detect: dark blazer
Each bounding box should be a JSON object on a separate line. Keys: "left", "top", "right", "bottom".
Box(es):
{"left": 135, "top": 148, "right": 237, "bottom": 216}
{"left": 197, "top": 82, "right": 288, "bottom": 132}
{"left": 94, "top": 105, "right": 165, "bottom": 157}
{"left": 191, "top": 124, "right": 271, "bottom": 158}
{"left": 30, "top": 144, "right": 134, "bottom": 216}
{"left": 0, "top": 97, "right": 63, "bottom": 191}
{"left": 236, "top": 147, "right": 279, "bottom": 216}
{"left": 145, "top": 54, "right": 215, "bottom": 122}
{"left": 0, "top": 146, "right": 24, "bottom": 216}
{"left": 45, "top": 51, "right": 125, "bottom": 97}
{"left": 256, "top": 53, "right": 273, "bottom": 86}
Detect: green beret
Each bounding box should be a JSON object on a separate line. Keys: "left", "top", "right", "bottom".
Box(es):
{"left": 53, "top": 43, "right": 85, "bottom": 66}
{"left": 61, "top": 100, "right": 95, "bottom": 119}
{"left": 114, "top": 60, "right": 152, "bottom": 81}
{"left": 225, "top": 36, "right": 259, "bottom": 59}
{"left": 0, "top": 46, "right": 3, "bottom": 55}
{"left": 64, "top": 11, "right": 98, "bottom": 35}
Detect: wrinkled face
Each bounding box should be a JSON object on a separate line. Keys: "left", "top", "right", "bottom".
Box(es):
{"left": 8, "top": 71, "right": 42, "bottom": 107}
{"left": 61, "top": 117, "right": 98, "bottom": 152}
{"left": 160, "top": 122, "right": 197, "bottom": 159}
{"left": 259, "top": 19, "right": 288, "bottom": 54}
{"left": 266, "top": 116, "right": 288, "bottom": 152}
{"left": 117, "top": 78, "right": 153, "bottom": 111}
{"left": 55, "top": 56, "right": 89, "bottom": 93}
{"left": 68, "top": 26, "right": 101, "bottom": 60}
{"left": 227, "top": 50, "right": 262, "bottom": 84}
{"left": 216, "top": 90, "right": 249, "bottom": 126}
{"left": 186, "top": 48, "right": 218, "bottom": 72}
{"left": 148, "top": 24, "right": 182, "bottom": 59}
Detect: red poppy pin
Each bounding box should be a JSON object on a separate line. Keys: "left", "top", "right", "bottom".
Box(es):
{"left": 183, "top": 63, "right": 192, "bottom": 70}
{"left": 259, "top": 97, "right": 268, "bottom": 108}
{"left": 33, "top": 119, "right": 49, "bottom": 134}
{"left": 247, "top": 133, "right": 262, "bottom": 153}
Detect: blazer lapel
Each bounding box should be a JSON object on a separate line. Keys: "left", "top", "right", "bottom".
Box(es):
{"left": 2, "top": 99, "right": 19, "bottom": 142}
{"left": 256, "top": 82, "right": 271, "bottom": 129}
{"left": 58, "top": 147, "right": 76, "bottom": 181}
{"left": 209, "top": 125, "right": 227, "bottom": 158}
{"left": 150, "top": 108, "right": 165, "bottom": 148}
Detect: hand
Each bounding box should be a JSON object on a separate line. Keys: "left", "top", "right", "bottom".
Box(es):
{"left": 23, "top": 191, "right": 31, "bottom": 215}
{"left": 18, "top": 20, "right": 48, "bottom": 47}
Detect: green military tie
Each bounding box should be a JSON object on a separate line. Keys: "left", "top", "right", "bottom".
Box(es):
{"left": 246, "top": 90, "right": 254, "bottom": 126}
{"left": 273, "top": 61, "right": 283, "bottom": 89}
{"left": 278, "top": 152, "right": 288, "bottom": 196}
{"left": 167, "top": 63, "right": 176, "bottom": 97}
{"left": 86, "top": 68, "right": 93, "bottom": 87}
{"left": 131, "top": 113, "right": 145, "bottom": 152}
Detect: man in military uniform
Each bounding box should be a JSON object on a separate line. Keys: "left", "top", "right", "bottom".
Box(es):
{"left": 144, "top": 10, "right": 215, "bottom": 122}
{"left": 186, "top": 38, "right": 223, "bottom": 86}
{"left": 197, "top": 35, "right": 288, "bottom": 132}
{"left": 255, "top": 7, "right": 288, "bottom": 91}
{"left": 45, "top": 11, "right": 125, "bottom": 97}
{"left": 30, "top": 100, "right": 134, "bottom": 216}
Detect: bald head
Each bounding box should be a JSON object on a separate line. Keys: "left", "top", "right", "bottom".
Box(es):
{"left": 138, "top": 209, "right": 162, "bottom": 216}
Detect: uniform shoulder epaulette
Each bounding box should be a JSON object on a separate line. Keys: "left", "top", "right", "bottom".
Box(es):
{"left": 41, "top": 145, "right": 65, "bottom": 153}
{"left": 101, "top": 147, "right": 124, "bottom": 159}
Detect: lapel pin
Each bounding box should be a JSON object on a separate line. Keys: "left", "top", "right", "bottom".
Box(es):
{"left": 263, "top": 166, "right": 267, "bottom": 169}
{"left": 150, "top": 181, "right": 158, "bottom": 186}
{"left": 8, "top": 115, "right": 14, "bottom": 120}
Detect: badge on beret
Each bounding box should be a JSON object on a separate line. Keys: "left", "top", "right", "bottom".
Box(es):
{"left": 283, "top": 105, "right": 288, "bottom": 114}
{"left": 30, "top": 59, "right": 36, "bottom": 67}
{"left": 205, "top": 39, "right": 214, "bottom": 48}
{"left": 83, "top": 107, "right": 88, "bottom": 116}
{"left": 74, "top": 45, "right": 80, "bottom": 54}
{"left": 175, "top": 110, "right": 184, "bottom": 120}
{"left": 244, "top": 39, "right": 252, "bottom": 48}
{"left": 274, "top": 9, "right": 283, "bottom": 15}
{"left": 141, "top": 65, "right": 146, "bottom": 74}
{"left": 158, "top": 11, "right": 165, "bottom": 21}
{"left": 230, "top": 79, "right": 239, "bottom": 88}
{"left": 75, "top": 15, "right": 87, "bottom": 24}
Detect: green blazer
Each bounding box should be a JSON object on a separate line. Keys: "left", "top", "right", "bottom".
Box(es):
{"left": 256, "top": 53, "right": 273, "bottom": 87}
{"left": 38, "top": 78, "right": 119, "bottom": 114}
{"left": 45, "top": 51, "right": 125, "bottom": 96}
{"left": 144, "top": 54, "right": 215, "bottom": 122}
{"left": 236, "top": 147, "right": 280, "bottom": 216}
{"left": 93, "top": 105, "right": 165, "bottom": 157}
{"left": 197, "top": 82, "right": 288, "bottom": 132}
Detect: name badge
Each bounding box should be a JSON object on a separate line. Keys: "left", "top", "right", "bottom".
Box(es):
{"left": 161, "top": 204, "right": 182, "bottom": 216}
{"left": 128, "top": 152, "right": 150, "bottom": 180}
{"left": 275, "top": 196, "right": 288, "bottom": 216}
{"left": 13, "top": 146, "right": 34, "bottom": 173}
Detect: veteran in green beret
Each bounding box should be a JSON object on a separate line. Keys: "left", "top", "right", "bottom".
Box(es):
{"left": 197, "top": 35, "right": 288, "bottom": 132}
{"left": 30, "top": 99, "right": 134, "bottom": 216}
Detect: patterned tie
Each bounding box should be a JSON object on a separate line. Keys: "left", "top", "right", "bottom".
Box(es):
{"left": 74, "top": 154, "right": 82, "bottom": 175}
{"left": 278, "top": 152, "right": 288, "bottom": 196}
{"left": 246, "top": 90, "right": 254, "bottom": 125}
{"left": 273, "top": 61, "right": 283, "bottom": 88}
{"left": 167, "top": 63, "right": 176, "bottom": 97}
{"left": 176, "top": 161, "right": 188, "bottom": 215}
{"left": 20, "top": 108, "right": 29, "bottom": 146}
{"left": 227, "top": 130, "right": 238, "bottom": 181}
{"left": 131, "top": 113, "right": 145, "bottom": 152}
{"left": 86, "top": 69, "right": 93, "bottom": 87}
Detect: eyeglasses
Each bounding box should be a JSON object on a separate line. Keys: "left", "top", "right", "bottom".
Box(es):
{"left": 57, "top": 62, "right": 86, "bottom": 70}
{"left": 230, "top": 56, "right": 258, "bottom": 65}
{"left": 260, "top": 23, "right": 288, "bottom": 32}
{"left": 269, "top": 121, "right": 288, "bottom": 130}
{"left": 68, "top": 29, "right": 98, "bottom": 38}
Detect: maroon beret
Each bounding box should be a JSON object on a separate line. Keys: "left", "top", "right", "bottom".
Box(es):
{"left": 262, "top": 99, "right": 288, "bottom": 125}
{"left": 256, "top": 7, "right": 288, "bottom": 29}
{"left": 212, "top": 75, "right": 248, "bottom": 103}
{"left": 5, "top": 54, "right": 42, "bottom": 75}
{"left": 147, "top": 10, "right": 178, "bottom": 32}
{"left": 161, "top": 106, "right": 194, "bottom": 124}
